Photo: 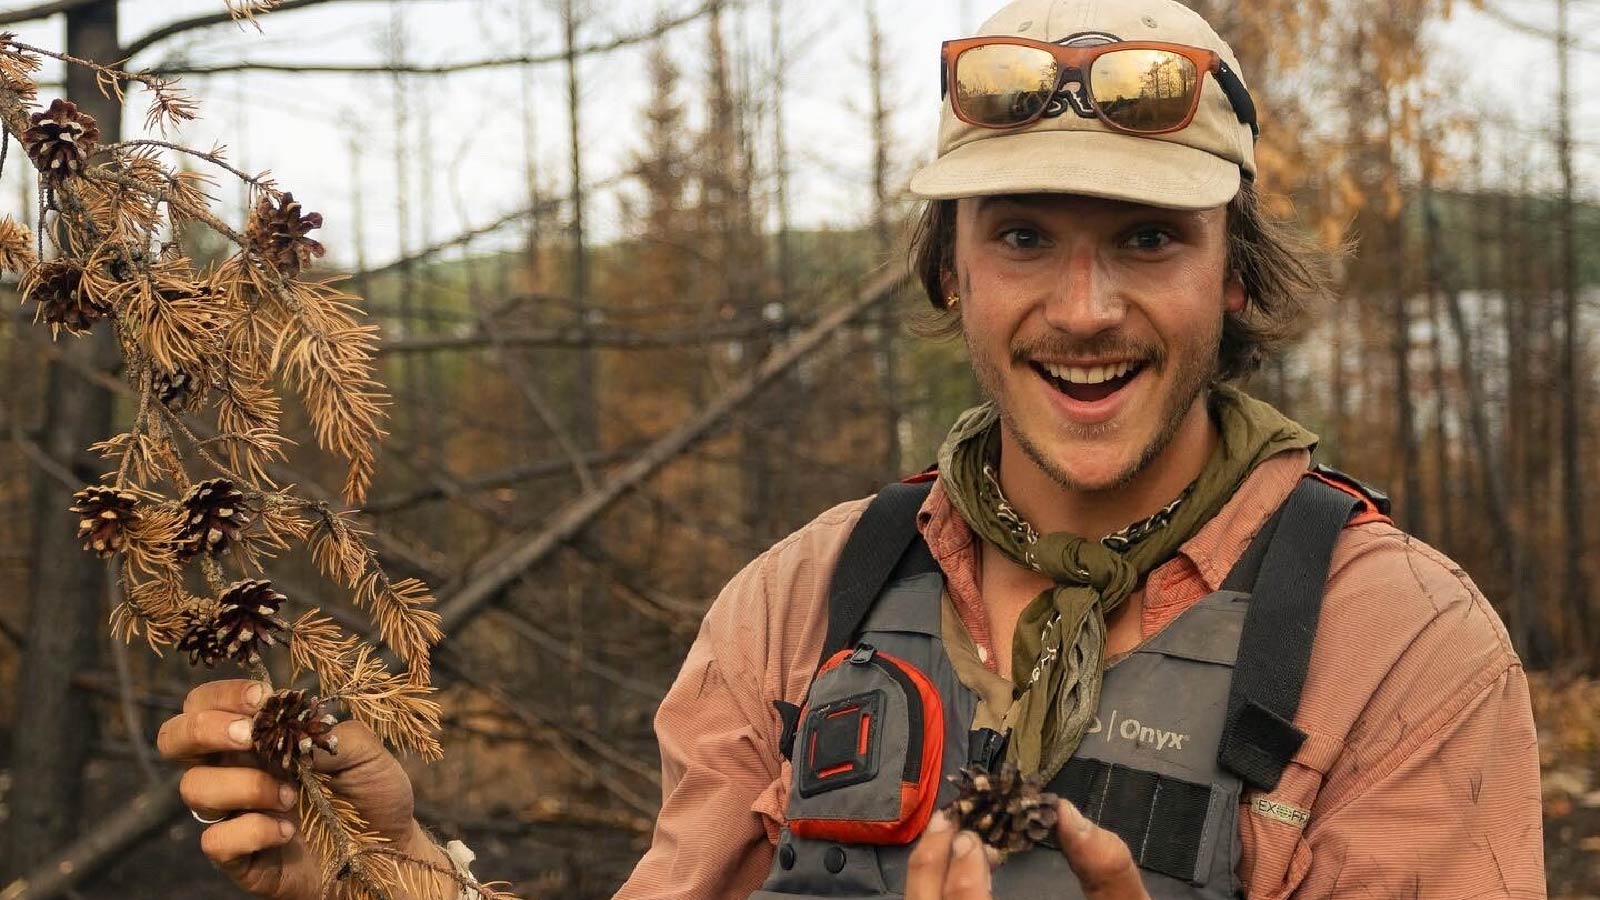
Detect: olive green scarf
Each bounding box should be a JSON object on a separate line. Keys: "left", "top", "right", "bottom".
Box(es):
{"left": 936, "top": 384, "right": 1317, "bottom": 780}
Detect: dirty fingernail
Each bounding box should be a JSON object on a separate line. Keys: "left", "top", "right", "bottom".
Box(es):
{"left": 227, "top": 718, "right": 252, "bottom": 746}
{"left": 278, "top": 784, "right": 296, "bottom": 809}
{"left": 926, "top": 810, "right": 953, "bottom": 833}
{"left": 245, "top": 683, "right": 266, "bottom": 709}
{"left": 953, "top": 832, "right": 978, "bottom": 858}
{"left": 278, "top": 819, "right": 295, "bottom": 839}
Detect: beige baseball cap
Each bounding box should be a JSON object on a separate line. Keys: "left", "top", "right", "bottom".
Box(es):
{"left": 908, "top": 0, "right": 1257, "bottom": 210}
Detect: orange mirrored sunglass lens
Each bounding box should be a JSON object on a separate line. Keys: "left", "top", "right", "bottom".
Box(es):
{"left": 953, "top": 43, "right": 1059, "bottom": 126}
{"left": 1088, "top": 48, "right": 1199, "bottom": 132}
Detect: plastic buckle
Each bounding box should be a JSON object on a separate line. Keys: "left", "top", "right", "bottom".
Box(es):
{"left": 849, "top": 644, "right": 877, "bottom": 665}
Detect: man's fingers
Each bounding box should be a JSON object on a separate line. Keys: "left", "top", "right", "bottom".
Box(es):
{"left": 180, "top": 766, "right": 297, "bottom": 816}
{"left": 182, "top": 679, "right": 267, "bottom": 716}
{"left": 907, "top": 813, "right": 996, "bottom": 900}
{"left": 1055, "top": 800, "right": 1146, "bottom": 900}
{"left": 905, "top": 811, "right": 958, "bottom": 899}
{"left": 941, "top": 832, "right": 994, "bottom": 900}
{"left": 157, "top": 709, "right": 255, "bottom": 761}
{"left": 198, "top": 812, "right": 296, "bottom": 871}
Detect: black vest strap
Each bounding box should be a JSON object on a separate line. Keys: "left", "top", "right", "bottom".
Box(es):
{"left": 819, "top": 480, "right": 937, "bottom": 669}
{"left": 1216, "top": 478, "right": 1360, "bottom": 792}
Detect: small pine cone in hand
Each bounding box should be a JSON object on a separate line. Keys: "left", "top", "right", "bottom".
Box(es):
{"left": 69, "top": 485, "right": 139, "bottom": 557}
{"left": 944, "top": 762, "right": 1061, "bottom": 863}
{"left": 176, "top": 478, "right": 252, "bottom": 559}
{"left": 22, "top": 98, "right": 100, "bottom": 183}
{"left": 187, "top": 579, "right": 289, "bottom": 666}
{"left": 22, "top": 260, "right": 108, "bottom": 335}
{"left": 252, "top": 689, "right": 339, "bottom": 780}
{"left": 245, "top": 192, "right": 325, "bottom": 278}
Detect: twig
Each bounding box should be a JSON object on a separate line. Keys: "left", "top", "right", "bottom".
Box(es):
{"left": 102, "top": 138, "right": 270, "bottom": 190}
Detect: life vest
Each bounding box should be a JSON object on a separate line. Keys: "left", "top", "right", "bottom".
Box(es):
{"left": 752, "top": 466, "right": 1389, "bottom": 899}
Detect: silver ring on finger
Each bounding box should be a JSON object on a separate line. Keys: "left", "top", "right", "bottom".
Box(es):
{"left": 191, "top": 808, "right": 231, "bottom": 826}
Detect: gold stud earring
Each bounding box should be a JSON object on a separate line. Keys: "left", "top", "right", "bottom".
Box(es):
{"left": 946, "top": 293, "right": 961, "bottom": 310}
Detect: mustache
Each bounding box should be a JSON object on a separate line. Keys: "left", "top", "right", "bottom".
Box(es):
{"left": 1009, "top": 333, "right": 1165, "bottom": 367}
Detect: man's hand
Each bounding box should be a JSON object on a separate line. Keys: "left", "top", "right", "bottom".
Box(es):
{"left": 905, "top": 801, "right": 1150, "bottom": 900}
{"left": 156, "top": 679, "right": 451, "bottom": 900}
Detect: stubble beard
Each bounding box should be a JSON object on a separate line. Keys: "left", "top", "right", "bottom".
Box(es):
{"left": 966, "top": 317, "right": 1223, "bottom": 496}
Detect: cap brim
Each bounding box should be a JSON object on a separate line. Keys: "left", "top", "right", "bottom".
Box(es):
{"left": 908, "top": 129, "right": 1241, "bottom": 210}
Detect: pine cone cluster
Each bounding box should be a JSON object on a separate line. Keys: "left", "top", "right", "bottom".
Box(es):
{"left": 245, "top": 192, "right": 324, "bottom": 277}
{"left": 69, "top": 485, "right": 139, "bottom": 558}
{"left": 945, "top": 763, "right": 1061, "bottom": 863}
{"left": 177, "top": 579, "right": 289, "bottom": 666}
{"left": 177, "top": 478, "right": 252, "bottom": 559}
{"left": 22, "top": 98, "right": 100, "bottom": 183}
{"left": 252, "top": 689, "right": 339, "bottom": 779}
{"left": 23, "top": 260, "right": 107, "bottom": 334}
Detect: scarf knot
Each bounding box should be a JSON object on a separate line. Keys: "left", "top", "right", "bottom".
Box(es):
{"left": 935, "top": 384, "right": 1318, "bottom": 780}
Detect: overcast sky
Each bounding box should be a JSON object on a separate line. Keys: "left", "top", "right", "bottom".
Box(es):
{"left": 0, "top": 0, "right": 1592, "bottom": 270}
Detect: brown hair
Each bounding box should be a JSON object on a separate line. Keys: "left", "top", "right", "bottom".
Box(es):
{"left": 906, "top": 181, "right": 1339, "bottom": 382}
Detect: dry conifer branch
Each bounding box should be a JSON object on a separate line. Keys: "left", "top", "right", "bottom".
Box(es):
{"left": 0, "top": 21, "right": 503, "bottom": 900}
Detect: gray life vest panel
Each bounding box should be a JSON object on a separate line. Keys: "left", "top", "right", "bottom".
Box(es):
{"left": 752, "top": 473, "right": 1378, "bottom": 900}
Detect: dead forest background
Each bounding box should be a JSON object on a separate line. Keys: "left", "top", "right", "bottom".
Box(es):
{"left": 0, "top": 0, "right": 1596, "bottom": 896}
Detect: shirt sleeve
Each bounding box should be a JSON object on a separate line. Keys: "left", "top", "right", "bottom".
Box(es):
{"left": 613, "top": 499, "right": 867, "bottom": 900}
{"left": 1291, "top": 663, "right": 1546, "bottom": 898}
{"left": 1242, "top": 525, "right": 1547, "bottom": 899}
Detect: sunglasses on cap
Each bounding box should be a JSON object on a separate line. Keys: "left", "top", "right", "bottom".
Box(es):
{"left": 940, "top": 36, "right": 1259, "bottom": 139}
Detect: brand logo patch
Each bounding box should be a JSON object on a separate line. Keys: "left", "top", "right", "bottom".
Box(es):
{"left": 1250, "top": 796, "right": 1311, "bottom": 829}
{"left": 1086, "top": 709, "right": 1189, "bottom": 753}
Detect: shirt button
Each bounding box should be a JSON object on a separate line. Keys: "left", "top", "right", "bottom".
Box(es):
{"left": 977, "top": 645, "right": 989, "bottom": 663}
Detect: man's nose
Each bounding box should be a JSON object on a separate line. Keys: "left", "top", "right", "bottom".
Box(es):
{"left": 1042, "top": 245, "right": 1124, "bottom": 334}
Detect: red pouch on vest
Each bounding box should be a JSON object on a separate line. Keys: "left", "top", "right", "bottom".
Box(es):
{"left": 786, "top": 644, "right": 944, "bottom": 845}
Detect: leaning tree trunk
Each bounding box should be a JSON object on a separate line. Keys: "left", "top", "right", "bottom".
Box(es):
{"left": 3, "top": 0, "right": 121, "bottom": 878}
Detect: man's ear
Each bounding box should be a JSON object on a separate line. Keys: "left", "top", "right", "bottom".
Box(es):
{"left": 1224, "top": 270, "right": 1247, "bottom": 315}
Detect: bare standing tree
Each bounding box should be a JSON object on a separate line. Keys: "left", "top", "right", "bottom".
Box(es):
{"left": 3, "top": 0, "right": 119, "bottom": 877}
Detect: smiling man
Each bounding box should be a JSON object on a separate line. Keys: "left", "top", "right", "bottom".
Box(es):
{"left": 157, "top": 0, "right": 1545, "bottom": 897}
{"left": 614, "top": 0, "right": 1545, "bottom": 897}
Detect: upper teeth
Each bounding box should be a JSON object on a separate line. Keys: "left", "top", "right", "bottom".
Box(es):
{"left": 1043, "top": 361, "right": 1134, "bottom": 384}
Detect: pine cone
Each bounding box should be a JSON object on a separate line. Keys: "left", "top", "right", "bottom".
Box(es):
{"left": 252, "top": 689, "right": 339, "bottom": 779}
{"left": 69, "top": 485, "right": 139, "bottom": 557}
{"left": 208, "top": 579, "right": 289, "bottom": 665}
{"left": 945, "top": 763, "right": 1061, "bottom": 863}
{"left": 175, "top": 608, "right": 226, "bottom": 667}
{"left": 176, "top": 478, "right": 252, "bottom": 560}
{"left": 22, "top": 98, "right": 100, "bottom": 183}
{"left": 22, "top": 260, "right": 107, "bottom": 335}
{"left": 153, "top": 367, "right": 205, "bottom": 411}
{"left": 245, "top": 192, "right": 324, "bottom": 277}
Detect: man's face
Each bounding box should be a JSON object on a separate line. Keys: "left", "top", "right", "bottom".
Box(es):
{"left": 950, "top": 193, "right": 1244, "bottom": 492}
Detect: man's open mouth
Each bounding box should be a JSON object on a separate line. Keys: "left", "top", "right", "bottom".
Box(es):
{"left": 1030, "top": 360, "right": 1146, "bottom": 404}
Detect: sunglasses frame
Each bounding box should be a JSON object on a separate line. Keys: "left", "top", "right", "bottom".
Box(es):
{"left": 940, "top": 36, "right": 1259, "bottom": 139}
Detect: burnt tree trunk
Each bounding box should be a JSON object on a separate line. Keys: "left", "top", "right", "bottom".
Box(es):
{"left": 3, "top": 0, "right": 121, "bottom": 877}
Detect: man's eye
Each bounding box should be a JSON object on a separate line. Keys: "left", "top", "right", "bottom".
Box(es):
{"left": 999, "top": 228, "right": 1047, "bottom": 250}
{"left": 1125, "top": 227, "right": 1175, "bottom": 251}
